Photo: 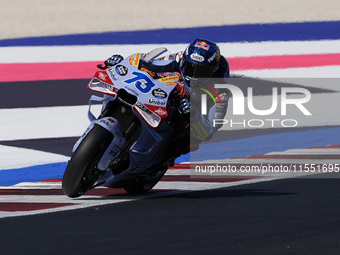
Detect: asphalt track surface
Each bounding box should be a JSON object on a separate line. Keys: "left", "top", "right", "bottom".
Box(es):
{"left": 1, "top": 64, "right": 340, "bottom": 254}
{"left": 1, "top": 174, "right": 340, "bottom": 255}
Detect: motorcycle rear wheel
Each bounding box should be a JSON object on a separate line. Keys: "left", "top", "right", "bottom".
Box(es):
{"left": 62, "top": 125, "right": 113, "bottom": 198}
{"left": 123, "top": 168, "right": 167, "bottom": 194}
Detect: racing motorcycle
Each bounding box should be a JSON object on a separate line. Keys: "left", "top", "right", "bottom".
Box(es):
{"left": 62, "top": 48, "right": 188, "bottom": 198}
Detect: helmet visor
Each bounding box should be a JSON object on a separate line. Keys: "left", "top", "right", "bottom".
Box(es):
{"left": 181, "top": 58, "right": 216, "bottom": 79}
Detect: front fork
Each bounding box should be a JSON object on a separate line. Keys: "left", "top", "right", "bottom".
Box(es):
{"left": 73, "top": 95, "right": 126, "bottom": 171}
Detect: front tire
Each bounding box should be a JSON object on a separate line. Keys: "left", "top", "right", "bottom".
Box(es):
{"left": 62, "top": 125, "right": 113, "bottom": 198}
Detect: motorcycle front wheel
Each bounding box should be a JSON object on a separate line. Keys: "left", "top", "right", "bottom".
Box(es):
{"left": 62, "top": 125, "right": 113, "bottom": 198}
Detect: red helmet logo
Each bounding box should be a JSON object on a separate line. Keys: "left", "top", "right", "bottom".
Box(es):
{"left": 194, "top": 41, "right": 210, "bottom": 51}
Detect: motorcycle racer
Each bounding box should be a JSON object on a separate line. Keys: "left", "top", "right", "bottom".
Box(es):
{"left": 63, "top": 40, "right": 231, "bottom": 197}
{"left": 104, "top": 38, "right": 230, "bottom": 155}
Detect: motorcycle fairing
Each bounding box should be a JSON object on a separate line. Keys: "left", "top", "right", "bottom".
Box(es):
{"left": 97, "top": 107, "right": 173, "bottom": 187}
{"left": 64, "top": 49, "right": 182, "bottom": 195}
{"left": 87, "top": 53, "right": 179, "bottom": 127}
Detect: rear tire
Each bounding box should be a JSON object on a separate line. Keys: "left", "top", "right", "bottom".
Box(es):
{"left": 62, "top": 125, "right": 113, "bottom": 198}
{"left": 123, "top": 168, "right": 167, "bottom": 195}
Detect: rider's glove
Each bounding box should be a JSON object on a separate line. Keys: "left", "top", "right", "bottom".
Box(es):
{"left": 105, "top": 55, "right": 124, "bottom": 67}
{"left": 179, "top": 97, "right": 191, "bottom": 115}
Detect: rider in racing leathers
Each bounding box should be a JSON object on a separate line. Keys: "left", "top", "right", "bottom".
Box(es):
{"left": 103, "top": 38, "right": 230, "bottom": 156}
